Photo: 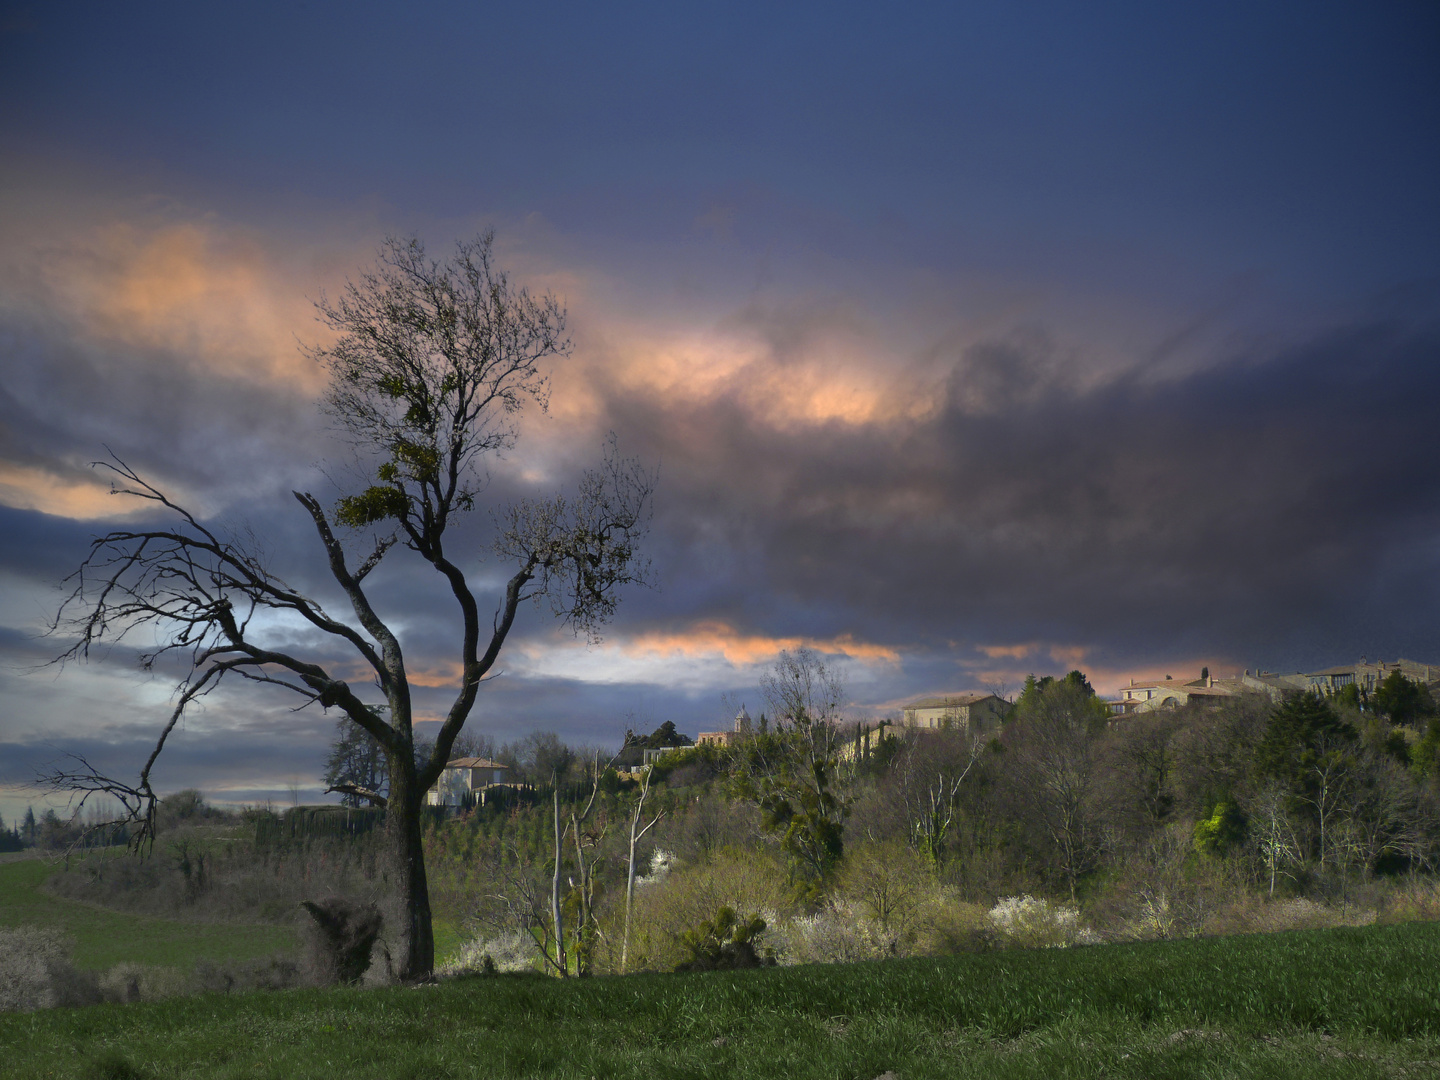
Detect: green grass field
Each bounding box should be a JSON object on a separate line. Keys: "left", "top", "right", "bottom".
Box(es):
{"left": 0, "top": 858, "right": 297, "bottom": 971}
{"left": 3, "top": 919, "right": 1438, "bottom": 1079}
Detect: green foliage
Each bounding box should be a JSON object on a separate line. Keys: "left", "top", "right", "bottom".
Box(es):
{"left": 646, "top": 742, "right": 726, "bottom": 785}
{"left": 333, "top": 484, "right": 410, "bottom": 527}
{"left": 1413, "top": 718, "right": 1440, "bottom": 779}
{"left": 1254, "top": 693, "right": 1357, "bottom": 790}
{"left": 1358, "top": 715, "right": 1411, "bottom": 766}
{"left": 636, "top": 720, "right": 692, "bottom": 749}
{"left": 322, "top": 715, "right": 389, "bottom": 807}
{"left": 1013, "top": 669, "right": 1108, "bottom": 725}
{"left": 1192, "top": 801, "right": 1247, "bottom": 857}
{"left": 731, "top": 731, "right": 848, "bottom": 886}
{"left": 1334, "top": 682, "right": 1364, "bottom": 711}
{"left": 675, "top": 905, "right": 774, "bottom": 971}
{"left": 1373, "top": 669, "right": 1436, "bottom": 726}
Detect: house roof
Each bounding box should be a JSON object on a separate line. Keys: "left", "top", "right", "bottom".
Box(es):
{"left": 905, "top": 694, "right": 998, "bottom": 710}
{"left": 445, "top": 757, "right": 506, "bottom": 770}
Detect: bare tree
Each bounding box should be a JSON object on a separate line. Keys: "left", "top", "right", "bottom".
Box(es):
{"left": 566, "top": 752, "right": 616, "bottom": 976}
{"left": 1006, "top": 680, "right": 1103, "bottom": 901}
{"left": 1106, "top": 714, "right": 1179, "bottom": 832}
{"left": 45, "top": 234, "right": 654, "bottom": 981}
{"left": 1247, "top": 784, "right": 1305, "bottom": 897}
{"left": 621, "top": 766, "right": 665, "bottom": 973}
{"left": 1296, "top": 727, "right": 1358, "bottom": 872}
{"left": 893, "top": 728, "right": 983, "bottom": 869}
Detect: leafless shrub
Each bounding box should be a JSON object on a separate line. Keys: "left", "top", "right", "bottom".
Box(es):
{"left": 190, "top": 955, "right": 303, "bottom": 994}
{"left": 0, "top": 927, "right": 99, "bottom": 1012}
{"left": 1376, "top": 877, "right": 1440, "bottom": 924}
{"left": 1085, "top": 824, "right": 1238, "bottom": 940}
{"left": 1203, "top": 895, "right": 1377, "bottom": 936}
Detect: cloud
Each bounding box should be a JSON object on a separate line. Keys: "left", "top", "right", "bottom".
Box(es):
{"left": 0, "top": 200, "right": 374, "bottom": 521}
{"left": 619, "top": 620, "right": 899, "bottom": 666}
{"left": 569, "top": 301, "right": 1440, "bottom": 676}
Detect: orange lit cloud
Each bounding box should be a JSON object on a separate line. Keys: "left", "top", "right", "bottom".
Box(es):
{"left": 548, "top": 286, "right": 947, "bottom": 434}
{"left": 404, "top": 661, "right": 466, "bottom": 689}
{"left": 620, "top": 621, "right": 899, "bottom": 666}
{"left": 579, "top": 329, "right": 928, "bottom": 430}
{"left": 38, "top": 221, "right": 335, "bottom": 391}
{"left": 0, "top": 462, "right": 134, "bottom": 519}
{"left": 977, "top": 642, "right": 1036, "bottom": 660}
{"left": 0, "top": 461, "right": 210, "bottom": 520}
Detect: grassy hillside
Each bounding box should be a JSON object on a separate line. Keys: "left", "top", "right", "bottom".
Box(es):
{"left": 3, "top": 919, "right": 1438, "bottom": 1079}
{"left": 0, "top": 858, "right": 296, "bottom": 971}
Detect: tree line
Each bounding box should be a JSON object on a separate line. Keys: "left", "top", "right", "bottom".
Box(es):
{"left": 405, "top": 647, "right": 1440, "bottom": 975}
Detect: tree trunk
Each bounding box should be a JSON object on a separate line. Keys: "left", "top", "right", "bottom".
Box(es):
{"left": 550, "top": 784, "right": 567, "bottom": 976}
{"left": 621, "top": 826, "right": 638, "bottom": 974}
{"left": 382, "top": 763, "right": 434, "bottom": 981}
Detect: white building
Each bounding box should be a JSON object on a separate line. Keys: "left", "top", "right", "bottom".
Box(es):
{"left": 425, "top": 757, "right": 512, "bottom": 807}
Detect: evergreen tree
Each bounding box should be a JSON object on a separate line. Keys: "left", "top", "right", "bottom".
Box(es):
{"left": 1255, "top": 692, "right": 1357, "bottom": 790}
{"left": 1373, "top": 669, "right": 1435, "bottom": 726}
{"left": 21, "top": 806, "right": 35, "bottom": 846}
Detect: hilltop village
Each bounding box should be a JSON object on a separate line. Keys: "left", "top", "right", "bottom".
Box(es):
{"left": 422, "top": 655, "right": 1440, "bottom": 809}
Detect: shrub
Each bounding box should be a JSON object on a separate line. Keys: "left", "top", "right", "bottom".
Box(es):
{"left": 0, "top": 926, "right": 99, "bottom": 1012}
{"left": 190, "top": 955, "right": 303, "bottom": 994}
{"left": 607, "top": 847, "right": 792, "bottom": 972}
{"left": 988, "top": 895, "right": 1098, "bottom": 948}
{"left": 1377, "top": 878, "right": 1440, "bottom": 924}
{"left": 773, "top": 902, "right": 901, "bottom": 965}
{"left": 299, "top": 897, "right": 383, "bottom": 986}
{"left": 913, "top": 894, "right": 996, "bottom": 955}
{"left": 675, "top": 906, "right": 775, "bottom": 971}
{"left": 438, "top": 930, "right": 537, "bottom": 977}
{"left": 833, "top": 841, "right": 933, "bottom": 938}
{"left": 1202, "top": 895, "right": 1376, "bottom": 936}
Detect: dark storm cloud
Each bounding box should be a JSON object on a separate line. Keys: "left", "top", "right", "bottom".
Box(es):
{"left": 590, "top": 313, "right": 1440, "bottom": 672}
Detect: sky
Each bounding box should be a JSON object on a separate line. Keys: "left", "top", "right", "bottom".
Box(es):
{"left": 2, "top": 1, "right": 1438, "bottom": 820}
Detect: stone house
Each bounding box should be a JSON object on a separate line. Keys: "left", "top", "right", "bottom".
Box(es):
{"left": 901, "top": 693, "right": 1007, "bottom": 733}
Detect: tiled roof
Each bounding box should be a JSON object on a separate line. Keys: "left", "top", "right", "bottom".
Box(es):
{"left": 446, "top": 757, "right": 506, "bottom": 769}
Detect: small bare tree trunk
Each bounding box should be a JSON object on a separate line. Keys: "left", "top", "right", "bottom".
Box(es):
{"left": 621, "top": 768, "right": 662, "bottom": 974}
{"left": 550, "top": 782, "right": 567, "bottom": 977}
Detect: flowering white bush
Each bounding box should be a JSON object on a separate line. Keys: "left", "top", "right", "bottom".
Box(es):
{"left": 987, "top": 895, "right": 1098, "bottom": 948}
{"left": 437, "top": 930, "right": 537, "bottom": 976}
{"left": 772, "top": 902, "right": 903, "bottom": 965}
{"left": 635, "top": 848, "right": 675, "bottom": 887}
